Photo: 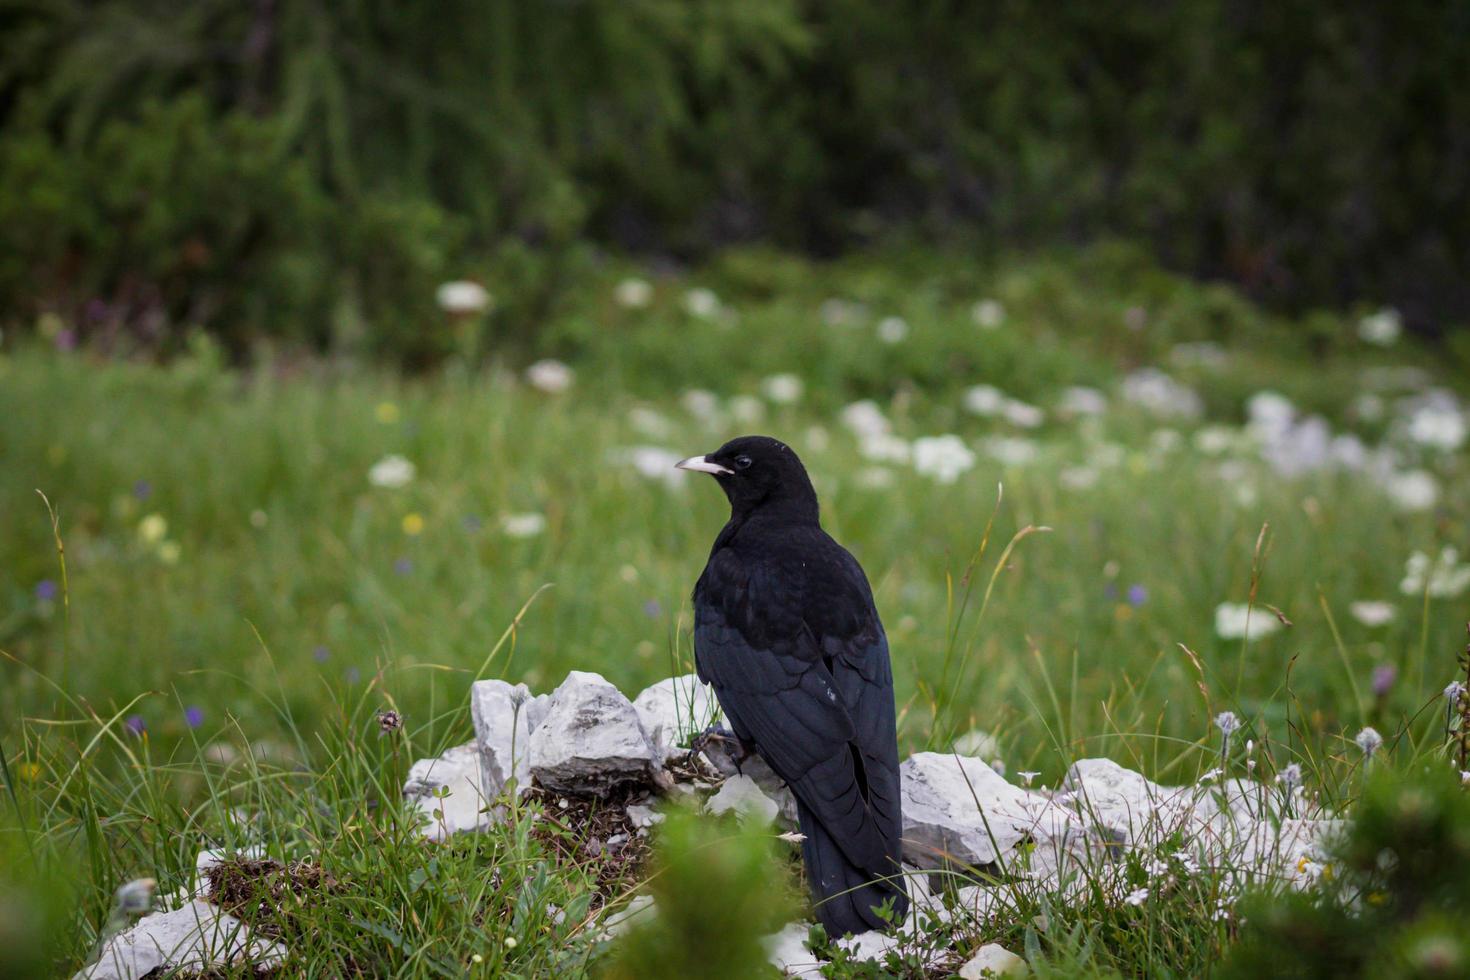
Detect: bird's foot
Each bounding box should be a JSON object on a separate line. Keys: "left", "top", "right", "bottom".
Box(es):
{"left": 690, "top": 725, "right": 757, "bottom": 775}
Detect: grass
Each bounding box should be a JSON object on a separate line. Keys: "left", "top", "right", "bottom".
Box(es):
{"left": 2, "top": 244, "right": 1468, "bottom": 976}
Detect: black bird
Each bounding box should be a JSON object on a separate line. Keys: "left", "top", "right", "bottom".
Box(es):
{"left": 678, "top": 435, "right": 908, "bottom": 936}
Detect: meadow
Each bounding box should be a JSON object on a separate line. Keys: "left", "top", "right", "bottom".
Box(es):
{"left": 3, "top": 246, "right": 1469, "bottom": 976}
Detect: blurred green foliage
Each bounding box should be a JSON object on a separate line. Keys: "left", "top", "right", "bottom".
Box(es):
{"left": 1221, "top": 762, "right": 1470, "bottom": 979}
{"left": 601, "top": 806, "right": 798, "bottom": 979}
{"left": 1, "top": 1, "right": 1467, "bottom": 357}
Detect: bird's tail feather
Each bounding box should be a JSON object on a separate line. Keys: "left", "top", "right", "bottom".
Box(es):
{"left": 797, "top": 800, "right": 909, "bottom": 937}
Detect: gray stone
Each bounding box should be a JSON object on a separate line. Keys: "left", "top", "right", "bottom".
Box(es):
{"left": 631, "top": 673, "right": 722, "bottom": 764}
{"left": 958, "top": 943, "right": 1027, "bottom": 978}
{"left": 76, "top": 900, "right": 286, "bottom": 979}
{"left": 763, "top": 922, "right": 825, "bottom": 978}
{"left": 705, "top": 774, "right": 780, "bottom": 825}
{"left": 403, "top": 741, "right": 488, "bottom": 840}
{"left": 598, "top": 894, "right": 656, "bottom": 940}
{"left": 529, "top": 671, "right": 657, "bottom": 794}
{"left": 1059, "top": 758, "right": 1204, "bottom": 846}
{"left": 900, "top": 753, "right": 1086, "bottom": 876}
{"left": 469, "top": 679, "right": 546, "bottom": 800}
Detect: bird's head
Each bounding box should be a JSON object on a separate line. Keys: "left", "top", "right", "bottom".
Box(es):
{"left": 676, "top": 435, "right": 819, "bottom": 522}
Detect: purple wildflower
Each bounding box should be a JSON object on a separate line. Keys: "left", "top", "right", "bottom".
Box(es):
{"left": 55, "top": 329, "right": 77, "bottom": 351}
{"left": 1372, "top": 664, "right": 1397, "bottom": 698}
{"left": 312, "top": 645, "right": 330, "bottom": 663}
{"left": 124, "top": 714, "right": 147, "bottom": 736}
{"left": 133, "top": 479, "right": 152, "bottom": 500}
{"left": 35, "top": 579, "right": 58, "bottom": 602}
{"left": 393, "top": 557, "right": 414, "bottom": 576}
{"left": 1127, "top": 584, "right": 1148, "bottom": 607}
{"left": 643, "top": 599, "right": 663, "bottom": 619}
{"left": 184, "top": 706, "right": 204, "bottom": 729}
{"left": 345, "top": 666, "right": 362, "bottom": 684}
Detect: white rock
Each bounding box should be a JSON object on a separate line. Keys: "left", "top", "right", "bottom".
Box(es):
{"left": 698, "top": 741, "right": 799, "bottom": 825}
{"left": 470, "top": 679, "right": 547, "bottom": 800}
{"left": 403, "top": 742, "right": 488, "bottom": 840}
{"left": 631, "top": 673, "right": 722, "bottom": 765}
{"left": 76, "top": 900, "right": 287, "bottom": 979}
{"left": 626, "top": 804, "right": 664, "bottom": 829}
{"left": 705, "top": 775, "right": 780, "bottom": 825}
{"left": 836, "top": 929, "right": 899, "bottom": 962}
{"left": 958, "top": 943, "right": 1027, "bottom": 978}
{"left": 1060, "top": 758, "right": 1204, "bottom": 846}
{"left": 598, "top": 895, "right": 656, "bottom": 940}
{"left": 529, "top": 671, "right": 656, "bottom": 794}
{"left": 763, "top": 922, "right": 825, "bottom": 978}
{"left": 900, "top": 753, "right": 1086, "bottom": 876}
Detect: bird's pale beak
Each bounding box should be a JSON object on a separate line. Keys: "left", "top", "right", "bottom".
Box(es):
{"left": 676, "top": 455, "right": 734, "bottom": 476}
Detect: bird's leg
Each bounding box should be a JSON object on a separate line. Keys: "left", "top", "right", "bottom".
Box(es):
{"left": 690, "top": 724, "right": 758, "bottom": 775}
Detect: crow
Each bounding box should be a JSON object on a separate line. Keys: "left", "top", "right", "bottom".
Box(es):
{"left": 677, "top": 435, "right": 908, "bottom": 936}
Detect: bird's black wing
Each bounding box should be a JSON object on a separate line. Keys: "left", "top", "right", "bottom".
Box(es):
{"left": 693, "top": 536, "right": 902, "bottom": 880}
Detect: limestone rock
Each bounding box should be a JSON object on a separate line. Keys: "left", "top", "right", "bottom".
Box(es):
{"left": 76, "top": 900, "right": 286, "bottom": 979}
{"left": 469, "top": 679, "right": 547, "bottom": 800}
{"left": 900, "top": 753, "right": 1086, "bottom": 876}
{"left": 705, "top": 774, "right": 780, "bottom": 825}
{"left": 529, "top": 671, "right": 656, "bottom": 794}
{"left": 631, "top": 673, "right": 722, "bottom": 764}
{"left": 763, "top": 922, "right": 825, "bottom": 978}
{"left": 958, "top": 943, "right": 1027, "bottom": 978}
{"left": 403, "top": 741, "right": 488, "bottom": 840}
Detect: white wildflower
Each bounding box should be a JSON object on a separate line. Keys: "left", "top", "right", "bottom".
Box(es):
{"left": 1056, "top": 386, "right": 1107, "bottom": 417}
{"left": 613, "top": 277, "right": 653, "bottom": 309}
{"left": 1120, "top": 368, "right": 1203, "bottom": 419}
{"left": 682, "top": 389, "right": 721, "bottom": 423}
{"left": 1246, "top": 390, "right": 1297, "bottom": 436}
{"left": 1358, "top": 307, "right": 1402, "bottom": 346}
{"left": 1018, "top": 771, "right": 1041, "bottom": 788}
{"left": 435, "top": 280, "right": 491, "bottom": 314}
{"left": 1354, "top": 726, "right": 1383, "bottom": 757}
{"left": 1215, "top": 712, "right": 1241, "bottom": 737}
{"left": 1059, "top": 466, "right": 1099, "bottom": 490}
{"left": 840, "top": 400, "right": 891, "bottom": 439}
{"left": 1445, "top": 680, "right": 1466, "bottom": 706}
{"left": 1354, "top": 393, "right": 1386, "bottom": 422}
{"left": 1349, "top": 601, "right": 1396, "bottom": 627}
{"left": 525, "top": 359, "right": 574, "bottom": 393}
{"left": 368, "top": 455, "right": 416, "bottom": 489}
{"left": 1002, "top": 399, "right": 1045, "bottom": 428}
{"left": 1400, "top": 548, "right": 1470, "bottom": 598}
{"left": 877, "top": 316, "right": 909, "bottom": 344}
{"left": 912, "top": 435, "right": 976, "bottom": 483}
{"left": 760, "top": 373, "right": 804, "bottom": 405}
{"left": 971, "top": 299, "right": 1005, "bottom": 329}
{"left": 501, "top": 513, "right": 547, "bottom": 538}
{"left": 963, "top": 384, "right": 1007, "bottom": 417}
{"left": 983, "top": 436, "right": 1039, "bottom": 467}
{"left": 1123, "top": 887, "right": 1149, "bottom": 907}
{"left": 682, "top": 287, "right": 721, "bottom": 318}
{"left": 1277, "top": 763, "right": 1303, "bottom": 789}
{"left": 858, "top": 432, "right": 911, "bottom": 464}
{"left": 729, "top": 395, "right": 766, "bottom": 425}
{"left": 609, "top": 446, "right": 685, "bottom": 489}
{"left": 1214, "top": 603, "right": 1282, "bottom": 640}
{"left": 1404, "top": 402, "right": 1467, "bottom": 452}
{"left": 820, "top": 297, "right": 866, "bottom": 327}
{"left": 628, "top": 406, "right": 674, "bottom": 439}
{"left": 1192, "top": 426, "right": 1239, "bottom": 455}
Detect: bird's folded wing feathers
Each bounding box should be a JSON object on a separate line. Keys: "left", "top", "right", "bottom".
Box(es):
{"left": 695, "top": 550, "right": 899, "bottom": 874}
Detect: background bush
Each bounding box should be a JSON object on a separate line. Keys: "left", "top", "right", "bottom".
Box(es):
{"left": 1, "top": 0, "right": 1466, "bottom": 357}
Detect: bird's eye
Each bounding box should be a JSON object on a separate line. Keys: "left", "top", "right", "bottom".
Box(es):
{"left": 735, "top": 455, "right": 753, "bottom": 470}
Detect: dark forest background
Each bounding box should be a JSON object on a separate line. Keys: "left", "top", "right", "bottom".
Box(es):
{"left": 2, "top": 1, "right": 1466, "bottom": 359}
